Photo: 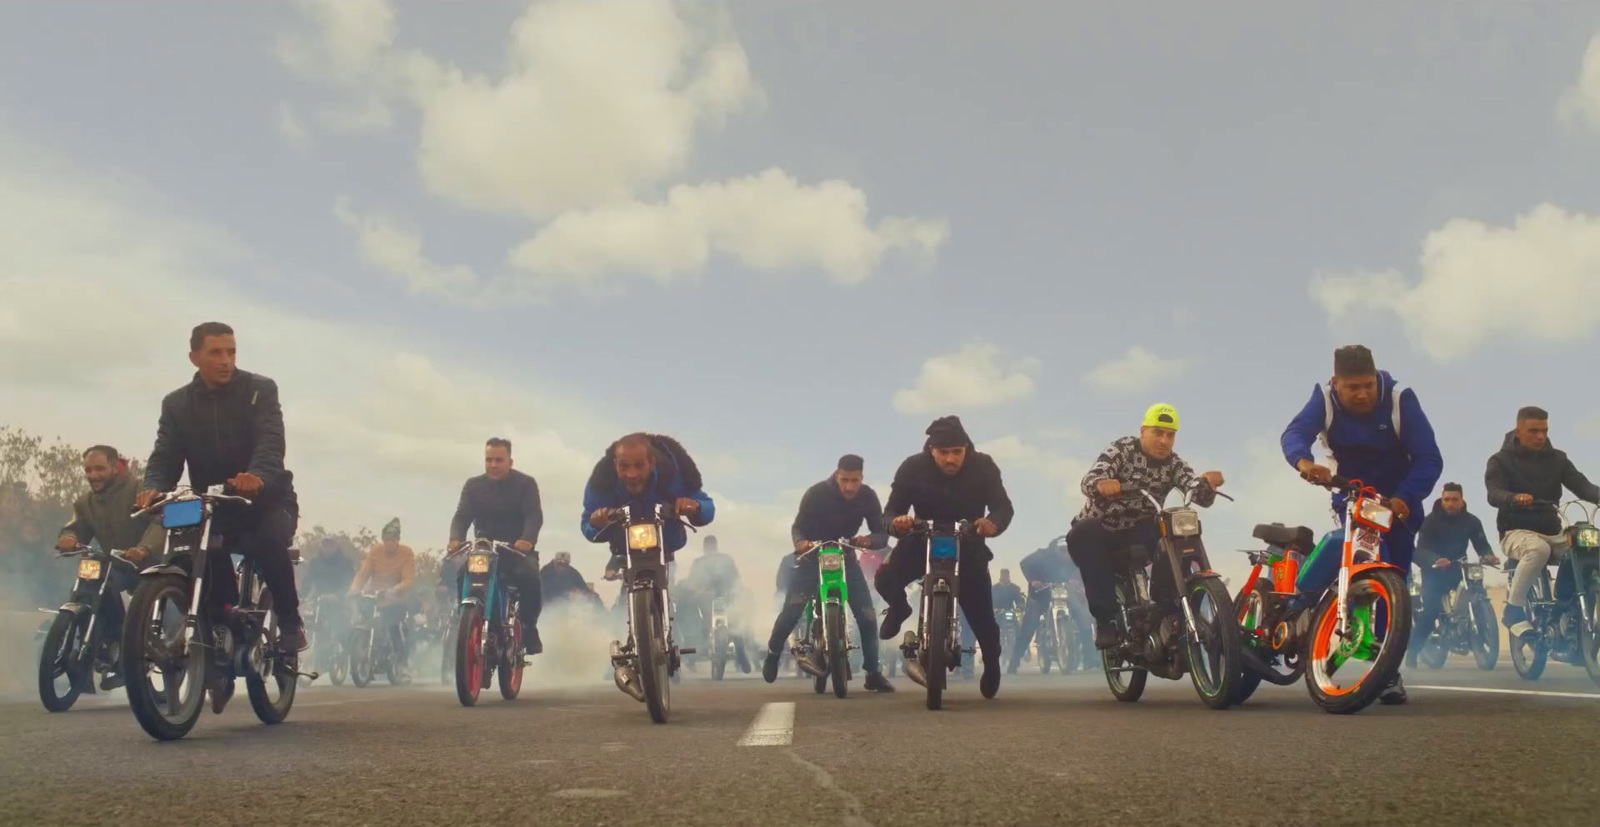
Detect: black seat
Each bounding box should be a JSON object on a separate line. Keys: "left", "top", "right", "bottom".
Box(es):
{"left": 1252, "top": 523, "right": 1315, "bottom": 552}
{"left": 1110, "top": 544, "right": 1151, "bottom": 572}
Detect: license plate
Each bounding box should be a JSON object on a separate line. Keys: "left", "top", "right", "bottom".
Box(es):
{"left": 930, "top": 536, "right": 958, "bottom": 560}
{"left": 77, "top": 559, "right": 102, "bottom": 580}
{"left": 1354, "top": 530, "right": 1381, "bottom": 560}
{"left": 467, "top": 554, "right": 491, "bottom": 574}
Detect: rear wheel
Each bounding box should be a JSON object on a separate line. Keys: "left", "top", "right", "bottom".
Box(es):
{"left": 710, "top": 627, "right": 728, "bottom": 682}
{"left": 1305, "top": 568, "right": 1410, "bottom": 715}
{"left": 1470, "top": 597, "right": 1499, "bottom": 671}
{"left": 498, "top": 614, "right": 524, "bottom": 701}
{"left": 38, "top": 611, "right": 88, "bottom": 713}
{"left": 348, "top": 628, "right": 374, "bottom": 688}
{"left": 924, "top": 592, "right": 951, "bottom": 711}
{"left": 1579, "top": 585, "right": 1600, "bottom": 687}
{"left": 454, "top": 605, "right": 486, "bottom": 707}
{"left": 1056, "top": 615, "right": 1080, "bottom": 677}
{"left": 633, "top": 589, "right": 671, "bottom": 724}
{"left": 825, "top": 602, "right": 849, "bottom": 699}
{"left": 328, "top": 639, "right": 348, "bottom": 686}
{"left": 246, "top": 587, "right": 297, "bottom": 725}
{"left": 1104, "top": 581, "right": 1147, "bottom": 703}
{"left": 123, "top": 575, "right": 207, "bottom": 741}
{"left": 1420, "top": 633, "right": 1449, "bottom": 669}
{"left": 1185, "top": 576, "right": 1242, "bottom": 710}
{"left": 1510, "top": 574, "right": 1549, "bottom": 682}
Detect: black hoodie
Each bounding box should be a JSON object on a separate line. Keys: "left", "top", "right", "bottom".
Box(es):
{"left": 1414, "top": 499, "right": 1492, "bottom": 567}
{"left": 1485, "top": 430, "right": 1600, "bottom": 537}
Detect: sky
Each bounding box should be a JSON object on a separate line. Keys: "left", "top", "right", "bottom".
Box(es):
{"left": 5, "top": 1, "right": 1600, "bottom": 597}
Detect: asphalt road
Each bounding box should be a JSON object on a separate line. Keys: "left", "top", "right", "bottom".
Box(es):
{"left": 3, "top": 649, "right": 1598, "bottom": 827}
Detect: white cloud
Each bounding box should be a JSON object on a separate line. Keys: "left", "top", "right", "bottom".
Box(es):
{"left": 333, "top": 197, "right": 481, "bottom": 299}
{"left": 1312, "top": 203, "right": 1600, "bottom": 361}
{"left": 977, "top": 434, "right": 1090, "bottom": 515}
{"left": 508, "top": 167, "right": 948, "bottom": 287}
{"left": 1557, "top": 34, "right": 1600, "bottom": 132}
{"left": 277, "top": 0, "right": 946, "bottom": 293}
{"left": 276, "top": 102, "right": 312, "bottom": 150}
{"left": 316, "top": 96, "right": 392, "bottom": 135}
{"left": 893, "top": 340, "right": 1040, "bottom": 415}
{"left": 1083, "top": 346, "right": 1187, "bottom": 395}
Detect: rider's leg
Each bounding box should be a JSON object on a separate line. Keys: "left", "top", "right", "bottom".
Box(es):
{"left": 873, "top": 539, "right": 926, "bottom": 639}
{"left": 1409, "top": 567, "right": 1456, "bottom": 657}
{"left": 514, "top": 554, "right": 542, "bottom": 653}
{"left": 1010, "top": 592, "right": 1044, "bottom": 671}
{"left": 845, "top": 559, "right": 881, "bottom": 674}
{"left": 1503, "top": 530, "right": 1555, "bottom": 636}
{"left": 230, "top": 506, "right": 304, "bottom": 634}
{"left": 958, "top": 561, "right": 1003, "bottom": 697}
{"left": 1063, "top": 519, "right": 1119, "bottom": 634}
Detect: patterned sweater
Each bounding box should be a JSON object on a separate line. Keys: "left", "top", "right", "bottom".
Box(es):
{"left": 1075, "top": 436, "right": 1216, "bottom": 531}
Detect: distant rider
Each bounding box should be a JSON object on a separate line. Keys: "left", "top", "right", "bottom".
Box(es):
{"left": 349, "top": 518, "right": 417, "bottom": 681}
{"left": 1408, "top": 483, "right": 1497, "bottom": 668}
{"left": 448, "top": 437, "right": 545, "bottom": 655}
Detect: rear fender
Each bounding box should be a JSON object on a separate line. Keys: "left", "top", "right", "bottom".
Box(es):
{"left": 56, "top": 602, "right": 93, "bottom": 620}
{"left": 139, "top": 564, "right": 190, "bottom": 580}
{"left": 1346, "top": 561, "right": 1404, "bottom": 581}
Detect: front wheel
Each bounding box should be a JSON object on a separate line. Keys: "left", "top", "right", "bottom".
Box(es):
{"left": 348, "top": 629, "right": 375, "bottom": 688}
{"left": 924, "top": 592, "right": 951, "bottom": 711}
{"left": 1579, "top": 589, "right": 1600, "bottom": 687}
{"left": 1509, "top": 576, "right": 1549, "bottom": 682}
{"left": 1056, "top": 615, "right": 1080, "bottom": 677}
{"left": 632, "top": 589, "right": 671, "bottom": 724}
{"left": 454, "top": 605, "right": 486, "bottom": 707}
{"left": 1419, "top": 633, "right": 1449, "bottom": 669}
{"left": 328, "top": 640, "right": 348, "bottom": 686}
{"left": 825, "top": 602, "right": 849, "bottom": 699}
{"left": 245, "top": 587, "right": 297, "bottom": 725}
{"left": 1184, "top": 577, "right": 1242, "bottom": 710}
{"left": 498, "top": 616, "right": 524, "bottom": 701}
{"left": 123, "top": 574, "right": 208, "bottom": 741}
{"left": 1470, "top": 597, "right": 1499, "bottom": 671}
{"left": 38, "top": 611, "right": 89, "bottom": 713}
{"left": 1305, "top": 568, "right": 1410, "bottom": 715}
{"left": 710, "top": 627, "right": 728, "bottom": 682}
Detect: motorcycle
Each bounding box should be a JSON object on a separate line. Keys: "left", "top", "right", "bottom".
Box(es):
{"left": 347, "top": 591, "right": 406, "bottom": 687}
{"left": 1041, "top": 582, "right": 1084, "bottom": 674}
{"left": 304, "top": 593, "right": 349, "bottom": 687}
{"left": 446, "top": 539, "right": 528, "bottom": 706}
{"left": 1415, "top": 558, "right": 1500, "bottom": 671}
{"left": 995, "top": 606, "right": 1021, "bottom": 669}
{"left": 605, "top": 504, "right": 696, "bottom": 723}
{"left": 1507, "top": 501, "right": 1600, "bottom": 685}
{"left": 121, "top": 486, "right": 312, "bottom": 741}
{"left": 37, "top": 545, "right": 139, "bottom": 712}
{"left": 897, "top": 519, "right": 973, "bottom": 711}
{"left": 1233, "top": 474, "right": 1411, "bottom": 714}
{"left": 708, "top": 595, "right": 734, "bottom": 681}
{"left": 791, "top": 539, "right": 866, "bottom": 699}
{"left": 1098, "top": 485, "right": 1242, "bottom": 710}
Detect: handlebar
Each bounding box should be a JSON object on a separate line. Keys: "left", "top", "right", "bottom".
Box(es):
{"left": 445, "top": 539, "right": 527, "bottom": 558}
{"left": 129, "top": 485, "right": 252, "bottom": 520}
{"left": 58, "top": 545, "right": 139, "bottom": 568}
{"left": 796, "top": 538, "right": 871, "bottom": 559}
{"left": 905, "top": 518, "right": 973, "bottom": 536}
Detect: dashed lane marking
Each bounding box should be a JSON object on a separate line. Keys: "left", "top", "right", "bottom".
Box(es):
{"left": 737, "top": 702, "right": 795, "bottom": 746}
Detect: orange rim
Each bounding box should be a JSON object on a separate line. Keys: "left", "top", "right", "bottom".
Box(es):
{"left": 1310, "top": 579, "right": 1393, "bottom": 696}
{"left": 465, "top": 620, "right": 483, "bottom": 699}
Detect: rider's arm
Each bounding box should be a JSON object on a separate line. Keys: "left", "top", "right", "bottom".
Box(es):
{"left": 395, "top": 546, "right": 417, "bottom": 592}
{"left": 519, "top": 474, "right": 544, "bottom": 546}
{"left": 143, "top": 393, "right": 185, "bottom": 493}
{"left": 1392, "top": 388, "right": 1443, "bottom": 512}
{"left": 1484, "top": 454, "right": 1516, "bottom": 509}
{"left": 1280, "top": 384, "right": 1326, "bottom": 471}
{"left": 449, "top": 480, "right": 473, "bottom": 544}
{"left": 790, "top": 484, "right": 819, "bottom": 546}
{"left": 1171, "top": 456, "right": 1217, "bottom": 507}
{"left": 1560, "top": 457, "right": 1600, "bottom": 505}
{"left": 1468, "top": 515, "right": 1494, "bottom": 560}
{"left": 580, "top": 482, "right": 611, "bottom": 542}
{"left": 59, "top": 495, "right": 94, "bottom": 548}
{"left": 981, "top": 457, "right": 1015, "bottom": 534}
{"left": 1080, "top": 441, "right": 1126, "bottom": 497}
{"left": 681, "top": 486, "right": 715, "bottom": 527}
{"left": 244, "top": 376, "right": 288, "bottom": 490}
{"left": 860, "top": 486, "right": 889, "bottom": 549}
{"left": 1018, "top": 548, "right": 1045, "bottom": 585}
{"left": 1413, "top": 518, "right": 1439, "bottom": 567}
{"left": 349, "top": 551, "right": 373, "bottom": 594}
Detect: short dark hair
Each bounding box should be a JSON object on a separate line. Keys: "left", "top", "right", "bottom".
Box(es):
{"left": 1443, "top": 482, "right": 1463, "bottom": 494}
{"left": 615, "top": 433, "right": 654, "bottom": 454}
{"left": 486, "top": 437, "right": 512, "bottom": 455}
{"left": 1517, "top": 406, "right": 1548, "bottom": 423}
{"left": 189, "top": 321, "right": 234, "bottom": 352}
{"left": 837, "top": 454, "right": 864, "bottom": 473}
{"left": 1333, "top": 344, "right": 1376, "bottom": 377}
{"left": 82, "top": 445, "right": 119, "bottom": 465}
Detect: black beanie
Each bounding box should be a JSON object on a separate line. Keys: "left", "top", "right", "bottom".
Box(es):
{"left": 925, "top": 416, "right": 971, "bottom": 449}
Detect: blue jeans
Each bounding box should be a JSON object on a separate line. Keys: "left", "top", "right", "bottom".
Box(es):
{"left": 1295, "top": 525, "right": 1417, "bottom": 599}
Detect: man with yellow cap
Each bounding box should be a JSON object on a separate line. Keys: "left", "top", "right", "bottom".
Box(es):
{"left": 1068, "top": 404, "right": 1225, "bottom": 650}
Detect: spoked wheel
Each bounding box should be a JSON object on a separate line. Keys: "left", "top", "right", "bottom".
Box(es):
{"left": 1470, "top": 597, "right": 1500, "bottom": 671}
{"left": 1104, "top": 581, "right": 1148, "bottom": 702}
{"left": 825, "top": 602, "right": 849, "bottom": 699}
{"left": 349, "top": 629, "right": 375, "bottom": 688}
{"left": 633, "top": 589, "right": 671, "bottom": 723}
{"left": 1419, "top": 634, "right": 1450, "bottom": 669}
{"left": 1056, "top": 615, "right": 1081, "bottom": 676}
{"left": 498, "top": 613, "right": 524, "bottom": 701}
{"left": 123, "top": 575, "right": 208, "bottom": 741}
{"left": 246, "top": 587, "right": 297, "bottom": 725}
{"left": 1305, "top": 568, "right": 1410, "bottom": 715}
{"left": 924, "top": 594, "right": 951, "bottom": 711}
{"left": 328, "top": 640, "right": 348, "bottom": 686}
{"left": 38, "top": 611, "right": 89, "bottom": 713}
{"left": 711, "top": 628, "right": 729, "bottom": 682}
{"left": 1184, "top": 576, "right": 1242, "bottom": 710}
{"left": 454, "top": 605, "right": 486, "bottom": 707}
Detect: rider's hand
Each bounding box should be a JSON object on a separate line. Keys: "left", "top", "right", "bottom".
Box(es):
{"left": 674, "top": 498, "right": 701, "bottom": 518}
{"left": 794, "top": 540, "right": 817, "bottom": 555}
{"left": 1482, "top": 555, "right": 1501, "bottom": 567}
{"left": 1029, "top": 580, "right": 1046, "bottom": 591}
{"left": 1297, "top": 460, "right": 1333, "bottom": 484}
{"left": 136, "top": 489, "right": 160, "bottom": 510}
{"left": 1433, "top": 558, "right": 1453, "bottom": 569}
{"left": 1201, "top": 471, "right": 1225, "bottom": 489}
{"left": 1513, "top": 494, "right": 1535, "bottom": 506}
{"left": 446, "top": 539, "right": 464, "bottom": 554}
{"left": 513, "top": 540, "right": 534, "bottom": 553}
{"left": 850, "top": 535, "right": 873, "bottom": 547}
{"left": 227, "top": 472, "right": 264, "bottom": 497}
{"left": 1388, "top": 497, "right": 1411, "bottom": 522}
{"left": 125, "top": 546, "right": 149, "bottom": 565}
{"left": 1096, "top": 479, "right": 1122, "bottom": 498}
{"left": 55, "top": 534, "right": 78, "bottom": 552}
{"left": 588, "top": 508, "right": 612, "bottom": 528}
{"left": 891, "top": 515, "right": 915, "bottom": 533}
{"left": 975, "top": 518, "right": 999, "bottom": 538}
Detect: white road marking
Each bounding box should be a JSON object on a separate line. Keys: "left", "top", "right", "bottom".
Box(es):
{"left": 1410, "top": 684, "right": 1600, "bottom": 700}
{"left": 737, "top": 702, "right": 795, "bottom": 747}
{"left": 297, "top": 697, "right": 385, "bottom": 708}
{"left": 787, "top": 749, "right": 873, "bottom": 827}
{"left": 551, "top": 788, "right": 625, "bottom": 799}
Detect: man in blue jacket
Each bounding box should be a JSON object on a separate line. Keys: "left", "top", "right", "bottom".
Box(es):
{"left": 583, "top": 433, "right": 715, "bottom": 573}
{"left": 1281, "top": 344, "right": 1443, "bottom": 704}
{"left": 1408, "top": 483, "right": 1499, "bottom": 668}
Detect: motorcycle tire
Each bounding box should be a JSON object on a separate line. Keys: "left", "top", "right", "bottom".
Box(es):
{"left": 454, "top": 605, "right": 486, "bottom": 707}
{"left": 1103, "top": 581, "right": 1148, "bottom": 703}
{"left": 123, "top": 574, "right": 208, "bottom": 741}
{"left": 1185, "top": 576, "right": 1242, "bottom": 710}
{"left": 925, "top": 593, "right": 951, "bottom": 711}
{"left": 349, "top": 629, "right": 374, "bottom": 688}
{"left": 498, "top": 619, "right": 524, "bottom": 701}
{"left": 38, "top": 610, "right": 88, "bottom": 713}
{"left": 1420, "top": 635, "right": 1449, "bottom": 670}
{"left": 825, "top": 602, "right": 849, "bottom": 699}
{"left": 1470, "top": 597, "right": 1499, "bottom": 671}
{"left": 246, "top": 587, "right": 296, "bottom": 725}
{"left": 1304, "top": 568, "right": 1410, "bottom": 715}
{"left": 1510, "top": 575, "right": 1549, "bottom": 682}
{"left": 1056, "top": 615, "right": 1080, "bottom": 677}
{"left": 711, "top": 627, "right": 728, "bottom": 682}
{"left": 633, "top": 588, "right": 671, "bottom": 724}
{"left": 1580, "top": 586, "right": 1600, "bottom": 687}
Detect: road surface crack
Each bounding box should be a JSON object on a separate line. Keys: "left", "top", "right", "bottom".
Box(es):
{"left": 785, "top": 749, "right": 873, "bottom": 827}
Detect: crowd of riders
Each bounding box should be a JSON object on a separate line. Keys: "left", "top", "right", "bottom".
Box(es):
{"left": 38, "top": 322, "right": 1600, "bottom": 724}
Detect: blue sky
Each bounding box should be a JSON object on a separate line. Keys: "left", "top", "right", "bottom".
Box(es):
{"left": 5, "top": 1, "right": 1600, "bottom": 593}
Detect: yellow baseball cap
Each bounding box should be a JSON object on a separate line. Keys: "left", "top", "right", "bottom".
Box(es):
{"left": 1142, "top": 403, "right": 1180, "bottom": 431}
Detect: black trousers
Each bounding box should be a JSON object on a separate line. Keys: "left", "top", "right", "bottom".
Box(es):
{"left": 1065, "top": 518, "right": 1173, "bottom": 626}
{"left": 457, "top": 551, "right": 541, "bottom": 640}
{"left": 873, "top": 538, "right": 1001, "bottom": 665}
{"left": 207, "top": 506, "right": 302, "bottom": 629}
{"left": 379, "top": 604, "right": 410, "bottom": 665}
{"left": 767, "top": 555, "right": 881, "bottom": 673}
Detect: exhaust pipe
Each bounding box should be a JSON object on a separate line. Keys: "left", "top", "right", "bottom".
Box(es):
{"left": 614, "top": 666, "right": 646, "bottom": 701}
{"left": 1240, "top": 647, "right": 1300, "bottom": 686}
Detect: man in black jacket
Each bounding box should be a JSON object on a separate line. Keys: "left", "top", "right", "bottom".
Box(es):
{"left": 1408, "top": 483, "right": 1499, "bottom": 667}
{"left": 877, "top": 416, "right": 1014, "bottom": 699}
{"left": 1485, "top": 407, "right": 1600, "bottom": 639}
{"left": 1010, "top": 540, "right": 1089, "bottom": 674}
{"left": 449, "top": 437, "right": 545, "bottom": 654}
{"left": 762, "top": 455, "right": 894, "bottom": 691}
{"left": 141, "top": 323, "right": 306, "bottom": 654}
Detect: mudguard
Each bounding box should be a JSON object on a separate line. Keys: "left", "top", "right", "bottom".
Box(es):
{"left": 55, "top": 602, "right": 94, "bottom": 620}
{"left": 139, "top": 564, "right": 190, "bottom": 579}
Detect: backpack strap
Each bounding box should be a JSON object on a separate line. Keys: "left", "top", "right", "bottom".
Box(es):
{"left": 1391, "top": 385, "right": 1407, "bottom": 439}
{"left": 1319, "top": 381, "right": 1339, "bottom": 473}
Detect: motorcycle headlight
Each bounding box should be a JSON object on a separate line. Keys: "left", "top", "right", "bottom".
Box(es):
{"left": 467, "top": 554, "right": 491, "bottom": 574}
{"left": 77, "top": 559, "right": 102, "bottom": 581}
{"left": 1051, "top": 586, "right": 1071, "bottom": 599}
{"left": 1357, "top": 499, "right": 1394, "bottom": 529}
{"left": 1576, "top": 528, "right": 1599, "bottom": 548}
{"left": 819, "top": 553, "right": 844, "bottom": 571}
{"left": 1169, "top": 509, "right": 1200, "bottom": 537}
{"left": 627, "top": 523, "right": 660, "bottom": 551}
{"left": 1465, "top": 564, "right": 1483, "bottom": 581}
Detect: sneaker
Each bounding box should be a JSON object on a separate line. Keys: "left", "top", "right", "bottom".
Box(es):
{"left": 526, "top": 627, "right": 543, "bottom": 656}
{"left": 761, "top": 653, "right": 780, "bottom": 684}
{"left": 878, "top": 605, "right": 912, "bottom": 641}
{"left": 210, "top": 678, "right": 235, "bottom": 715}
{"left": 278, "top": 626, "right": 309, "bottom": 653}
{"left": 863, "top": 672, "right": 895, "bottom": 692}
{"left": 980, "top": 660, "right": 1001, "bottom": 699}
{"left": 1502, "top": 605, "right": 1534, "bottom": 640}
{"left": 735, "top": 650, "right": 751, "bottom": 674}
{"left": 1093, "top": 622, "right": 1119, "bottom": 650}
{"left": 1379, "top": 674, "right": 1408, "bottom": 705}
